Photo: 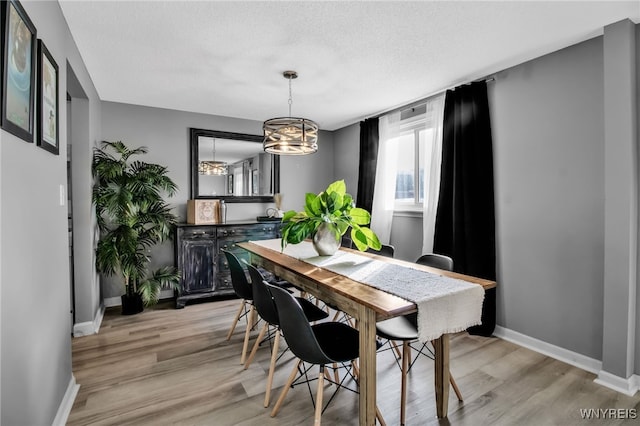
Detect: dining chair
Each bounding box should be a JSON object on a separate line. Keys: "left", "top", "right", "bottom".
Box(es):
{"left": 268, "top": 283, "right": 386, "bottom": 426}
{"left": 222, "top": 250, "right": 258, "bottom": 365}
{"left": 243, "top": 263, "right": 329, "bottom": 407}
{"left": 376, "top": 253, "right": 462, "bottom": 425}
{"left": 366, "top": 243, "right": 395, "bottom": 258}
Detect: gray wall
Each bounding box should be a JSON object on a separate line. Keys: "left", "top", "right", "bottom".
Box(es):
{"left": 0, "top": 1, "right": 101, "bottom": 425}
{"left": 334, "top": 29, "right": 640, "bottom": 371}
{"left": 491, "top": 37, "right": 605, "bottom": 360}
{"left": 100, "top": 101, "right": 335, "bottom": 298}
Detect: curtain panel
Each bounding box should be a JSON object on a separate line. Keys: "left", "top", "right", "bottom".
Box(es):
{"left": 433, "top": 81, "right": 496, "bottom": 336}
{"left": 356, "top": 118, "right": 379, "bottom": 213}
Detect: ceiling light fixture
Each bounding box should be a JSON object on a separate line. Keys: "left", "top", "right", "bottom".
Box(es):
{"left": 198, "top": 138, "right": 228, "bottom": 175}
{"left": 263, "top": 70, "right": 318, "bottom": 155}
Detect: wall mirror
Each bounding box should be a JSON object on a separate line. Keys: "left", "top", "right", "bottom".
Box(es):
{"left": 190, "top": 128, "right": 279, "bottom": 202}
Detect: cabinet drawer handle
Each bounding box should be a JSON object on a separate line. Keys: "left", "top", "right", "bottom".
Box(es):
{"left": 192, "top": 231, "right": 206, "bottom": 236}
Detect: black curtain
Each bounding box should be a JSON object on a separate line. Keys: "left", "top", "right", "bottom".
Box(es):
{"left": 356, "top": 118, "right": 379, "bottom": 212}
{"left": 433, "top": 81, "right": 496, "bottom": 336}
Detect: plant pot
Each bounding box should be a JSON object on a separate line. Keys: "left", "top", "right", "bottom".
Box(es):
{"left": 121, "top": 293, "right": 144, "bottom": 315}
{"left": 312, "top": 223, "right": 340, "bottom": 256}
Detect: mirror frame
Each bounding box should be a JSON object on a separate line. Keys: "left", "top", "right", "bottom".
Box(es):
{"left": 190, "top": 128, "right": 280, "bottom": 202}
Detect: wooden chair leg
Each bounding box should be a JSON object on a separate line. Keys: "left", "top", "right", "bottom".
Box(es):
{"left": 244, "top": 322, "right": 268, "bottom": 370}
{"left": 240, "top": 305, "right": 255, "bottom": 364}
{"left": 264, "top": 331, "right": 281, "bottom": 407}
{"left": 450, "top": 374, "right": 463, "bottom": 401}
{"left": 391, "top": 341, "right": 402, "bottom": 359}
{"left": 314, "top": 367, "right": 325, "bottom": 426}
{"left": 271, "top": 359, "right": 302, "bottom": 417}
{"left": 400, "top": 341, "right": 409, "bottom": 426}
{"left": 226, "top": 300, "right": 246, "bottom": 340}
{"left": 376, "top": 406, "right": 387, "bottom": 426}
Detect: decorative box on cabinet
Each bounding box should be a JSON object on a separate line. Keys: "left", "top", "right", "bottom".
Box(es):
{"left": 174, "top": 222, "right": 281, "bottom": 308}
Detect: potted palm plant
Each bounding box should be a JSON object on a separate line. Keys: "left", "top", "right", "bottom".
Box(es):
{"left": 281, "top": 179, "right": 381, "bottom": 255}
{"left": 92, "top": 141, "right": 181, "bottom": 314}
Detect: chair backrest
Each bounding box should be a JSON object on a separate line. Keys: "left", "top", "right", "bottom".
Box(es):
{"left": 366, "top": 243, "right": 395, "bottom": 258}
{"left": 415, "top": 253, "right": 453, "bottom": 271}
{"left": 245, "top": 263, "right": 280, "bottom": 325}
{"left": 341, "top": 235, "right": 353, "bottom": 248}
{"left": 222, "top": 250, "right": 253, "bottom": 300}
{"left": 267, "top": 283, "right": 333, "bottom": 365}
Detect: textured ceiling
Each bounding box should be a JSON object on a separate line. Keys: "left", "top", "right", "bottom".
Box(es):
{"left": 58, "top": 1, "right": 640, "bottom": 131}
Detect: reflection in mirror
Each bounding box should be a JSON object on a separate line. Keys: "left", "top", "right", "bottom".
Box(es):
{"left": 190, "top": 128, "right": 279, "bottom": 202}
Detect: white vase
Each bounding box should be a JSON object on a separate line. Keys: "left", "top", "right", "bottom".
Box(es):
{"left": 312, "top": 223, "right": 340, "bottom": 256}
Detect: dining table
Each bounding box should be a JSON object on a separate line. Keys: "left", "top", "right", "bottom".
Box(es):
{"left": 237, "top": 239, "right": 496, "bottom": 426}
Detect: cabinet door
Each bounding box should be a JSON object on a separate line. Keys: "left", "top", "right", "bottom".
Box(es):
{"left": 179, "top": 238, "right": 215, "bottom": 294}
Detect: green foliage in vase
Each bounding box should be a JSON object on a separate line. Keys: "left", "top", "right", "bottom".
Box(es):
{"left": 281, "top": 179, "right": 382, "bottom": 252}
{"left": 92, "top": 141, "right": 181, "bottom": 306}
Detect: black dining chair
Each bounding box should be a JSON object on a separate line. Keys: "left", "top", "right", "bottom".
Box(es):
{"left": 376, "top": 253, "right": 463, "bottom": 425}
{"left": 222, "top": 250, "right": 258, "bottom": 365}
{"left": 366, "top": 243, "right": 395, "bottom": 258}
{"left": 268, "top": 283, "right": 386, "bottom": 425}
{"left": 243, "top": 263, "right": 329, "bottom": 407}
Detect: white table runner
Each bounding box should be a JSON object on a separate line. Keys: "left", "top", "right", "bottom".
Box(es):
{"left": 250, "top": 239, "right": 484, "bottom": 341}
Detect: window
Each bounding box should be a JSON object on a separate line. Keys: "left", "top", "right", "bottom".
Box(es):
{"left": 386, "top": 103, "right": 438, "bottom": 211}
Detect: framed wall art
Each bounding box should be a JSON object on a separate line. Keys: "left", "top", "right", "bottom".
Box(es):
{"left": 36, "top": 39, "right": 58, "bottom": 154}
{"left": 1, "top": 0, "right": 37, "bottom": 143}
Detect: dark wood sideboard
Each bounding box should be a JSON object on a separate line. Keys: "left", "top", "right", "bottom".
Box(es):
{"left": 174, "top": 221, "right": 281, "bottom": 308}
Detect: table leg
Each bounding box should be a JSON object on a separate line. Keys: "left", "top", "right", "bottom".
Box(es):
{"left": 433, "top": 333, "right": 450, "bottom": 418}
{"left": 358, "top": 306, "right": 377, "bottom": 426}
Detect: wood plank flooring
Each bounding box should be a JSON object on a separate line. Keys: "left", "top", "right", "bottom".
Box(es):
{"left": 68, "top": 299, "right": 640, "bottom": 425}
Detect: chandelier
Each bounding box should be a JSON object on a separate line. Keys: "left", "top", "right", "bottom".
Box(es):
{"left": 198, "top": 138, "right": 228, "bottom": 175}
{"left": 263, "top": 71, "right": 318, "bottom": 155}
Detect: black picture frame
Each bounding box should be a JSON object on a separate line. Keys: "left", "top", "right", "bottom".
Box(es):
{"left": 1, "top": 0, "right": 36, "bottom": 143}
{"left": 36, "top": 39, "right": 58, "bottom": 155}
{"left": 189, "top": 128, "right": 279, "bottom": 203}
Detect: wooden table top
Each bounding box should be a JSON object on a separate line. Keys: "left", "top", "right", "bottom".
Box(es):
{"left": 237, "top": 241, "right": 496, "bottom": 321}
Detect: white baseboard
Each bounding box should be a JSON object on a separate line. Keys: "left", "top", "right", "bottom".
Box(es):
{"left": 493, "top": 326, "right": 602, "bottom": 374}
{"left": 52, "top": 374, "right": 80, "bottom": 426}
{"left": 73, "top": 304, "right": 105, "bottom": 337}
{"left": 595, "top": 370, "right": 639, "bottom": 396}
{"left": 103, "top": 296, "right": 121, "bottom": 308}
{"left": 493, "top": 326, "right": 639, "bottom": 396}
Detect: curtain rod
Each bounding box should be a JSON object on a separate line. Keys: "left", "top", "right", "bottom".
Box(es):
{"left": 365, "top": 75, "right": 496, "bottom": 122}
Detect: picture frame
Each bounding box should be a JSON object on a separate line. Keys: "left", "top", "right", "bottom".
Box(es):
{"left": 36, "top": 39, "right": 58, "bottom": 155}
{"left": 252, "top": 169, "right": 258, "bottom": 194}
{"left": 227, "top": 174, "right": 234, "bottom": 195}
{"left": 1, "top": 0, "right": 36, "bottom": 143}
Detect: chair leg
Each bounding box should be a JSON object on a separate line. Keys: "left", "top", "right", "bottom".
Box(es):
{"left": 391, "top": 341, "right": 402, "bottom": 360}
{"left": 271, "top": 359, "right": 302, "bottom": 417}
{"left": 314, "top": 366, "right": 325, "bottom": 426}
{"left": 240, "top": 305, "right": 256, "bottom": 364}
{"left": 226, "top": 300, "right": 246, "bottom": 341}
{"left": 376, "top": 406, "right": 387, "bottom": 426}
{"left": 244, "top": 322, "right": 268, "bottom": 370}
{"left": 400, "top": 341, "right": 409, "bottom": 426}
{"left": 450, "top": 374, "right": 463, "bottom": 401}
{"left": 264, "top": 330, "right": 281, "bottom": 407}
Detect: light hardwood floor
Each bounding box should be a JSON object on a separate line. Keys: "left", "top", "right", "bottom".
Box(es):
{"left": 68, "top": 299, "right": 640, "bottom": 425}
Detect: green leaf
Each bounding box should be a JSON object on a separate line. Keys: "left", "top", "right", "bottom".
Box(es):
{"left": 349, "top": 207, "right": 371, "bottom": 225}
{"left": 325, "top": 180, "right": 346, "bottom": 197}
{"left": 351, "top": 226, "right": 382, "bottom": 251}
{"left": 304, "top": 193, "right": 319, "bottom": 216}
{"left": 281, "top": 210, "right": 297, "bottom": 222}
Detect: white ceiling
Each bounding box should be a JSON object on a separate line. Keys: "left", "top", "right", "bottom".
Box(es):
{"left": 58, "top": 1, "right": 640, "bottom": 131}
